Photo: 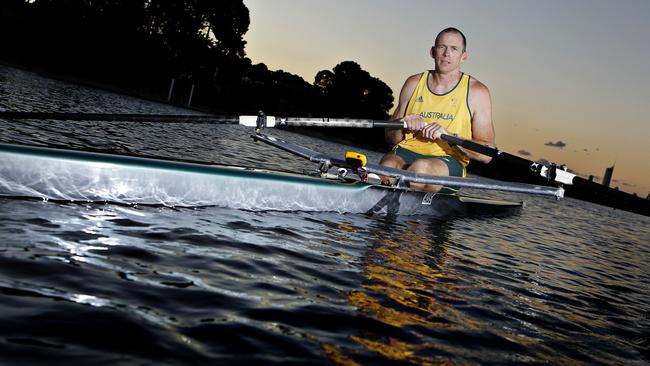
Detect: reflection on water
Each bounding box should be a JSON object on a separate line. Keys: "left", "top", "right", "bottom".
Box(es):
{"left": 346, "top": 219, "right": 454, "bottom": 364}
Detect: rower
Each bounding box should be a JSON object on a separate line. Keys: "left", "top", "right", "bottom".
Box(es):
{"left": 380, "top": 27, "right": 495, "bottom": 193}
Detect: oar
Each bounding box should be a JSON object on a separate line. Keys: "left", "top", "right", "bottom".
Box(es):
{"left": 0, "top": 111, "right": 410, "bottom": 127}
{"left": 274, "top": 116, "right": 406, "bottom": 128}
{"left": 0, "top": 111, "right": 238, "bottom": 123}
{"left": 437, "top": 133, "right": 586, "bottom": 186}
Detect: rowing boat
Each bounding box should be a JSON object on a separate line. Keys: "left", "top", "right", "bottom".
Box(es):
{"left": 0, "top": 140, "right": 524, "bottom": 218}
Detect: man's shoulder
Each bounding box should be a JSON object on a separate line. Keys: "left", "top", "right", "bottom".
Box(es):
{"left": 468, "top": 75, "right": 488, "bottom": 89}
{"left": 400, "top": 73, "right": 425, "bottom": 92}
{"left": 406, "top": 72, "right": 425, "bottom": 83}
{"left": 468, "top": 75, "right": 490, "bottom": 96}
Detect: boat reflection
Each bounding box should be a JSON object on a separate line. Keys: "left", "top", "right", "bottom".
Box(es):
{"left": 326, "top": 217, "right": 460, "bottom": 364}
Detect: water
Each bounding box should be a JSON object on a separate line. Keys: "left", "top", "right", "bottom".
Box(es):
{"left": 1, "top": 65, "right": 649, "bottom": 365}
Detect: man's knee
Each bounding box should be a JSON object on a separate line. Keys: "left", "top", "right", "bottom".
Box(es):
{"left": 408, "top": 158, "right": 449, "bottom": 176}
{"left": 407, "top": 159, "right": 449, "bottom": 192}
{"left": 380, "top": 154, "right": 405, "bottom": 169}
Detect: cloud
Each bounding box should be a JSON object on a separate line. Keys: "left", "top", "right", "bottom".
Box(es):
{"left": 544, "top": 140, "right": 566, "bottom": 148}
{"left": 517, "top": 150, "right": 532, "bottom": 156}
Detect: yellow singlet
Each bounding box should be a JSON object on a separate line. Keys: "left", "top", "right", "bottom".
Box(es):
{"left": 398, "top": 71, "right": 473, "bottom": 167}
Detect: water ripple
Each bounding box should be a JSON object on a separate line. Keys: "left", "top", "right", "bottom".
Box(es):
{"left": 1, "top": 65, "right": 649, "bottom": 365}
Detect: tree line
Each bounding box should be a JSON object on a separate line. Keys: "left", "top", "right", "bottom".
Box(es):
{"left": 0, "top": 0, "right": 393, "bottom": 119}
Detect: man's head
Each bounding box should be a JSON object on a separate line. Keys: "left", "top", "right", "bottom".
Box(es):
{"left": 435, "top": 27, "right": 466, "bottom": 52}
{"left": 431, "top": 27, "right": 468, "bottom": 73}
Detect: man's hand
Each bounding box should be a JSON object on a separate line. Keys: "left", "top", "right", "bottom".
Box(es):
{"left": 401, "top": 114, "right": 428, "bottom": 131}
{"left": 422, "top": 123, "right": 449, "bottom": 140}
{"left": 402, "top": 114, "right": 449, "bottom": 140}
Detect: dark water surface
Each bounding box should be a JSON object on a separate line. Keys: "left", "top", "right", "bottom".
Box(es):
{"left": 1, "top": 66, "right": 649, "bottom": 365}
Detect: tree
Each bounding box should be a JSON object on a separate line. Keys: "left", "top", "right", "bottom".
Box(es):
{"left": 199, "top": 0, "right": 250, "bottom": 57}
{"left": 315, "top": 61, "right": 393, "bottom": 119}
{"left": 0, "top": 0, "right": 395, "bottom": 121}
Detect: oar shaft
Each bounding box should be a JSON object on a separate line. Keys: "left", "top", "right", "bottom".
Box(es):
{"left": 439, "top": 134, "right": 499, "bottom": 158}
{"left": 370, "top": 120, "right": 405, "bottom": 129}
{"left": 277, "top": 117, "right": 405, "bottom": 129}
{"left": 0, "top": 111, "right": 237, "bottom": 123}
{"left": 364, "top": 163, "right": 563, "bottom": 198}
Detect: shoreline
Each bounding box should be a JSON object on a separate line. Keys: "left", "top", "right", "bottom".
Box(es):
{"left": 0, "top": 60, "right": 207, "bottom": 114}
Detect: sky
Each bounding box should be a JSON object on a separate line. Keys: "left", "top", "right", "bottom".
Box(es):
{"left": 243, "top": 0, "right": 650, "bottom": 196}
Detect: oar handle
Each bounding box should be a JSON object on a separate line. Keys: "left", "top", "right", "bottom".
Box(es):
{"left": 375, "top": 122, "right": 501, "bottom": 159}
{"left": 371, "top": 120, "right": 407, "bottom": 129}
{"left": 376, "top": 122, "right": 500, "bottom": 159}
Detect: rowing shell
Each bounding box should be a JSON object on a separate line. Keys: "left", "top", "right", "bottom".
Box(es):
{"left": 0, "top": 143, "right": 522, "bottom": 218}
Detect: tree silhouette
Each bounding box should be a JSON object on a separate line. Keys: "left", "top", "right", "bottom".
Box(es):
{"left": 200, "top": 0, "right": 250, "bottom": 57}
{"left": 0, "top": 1, "right": 393, "bottom": 120}
{"left": 315, "top": 61, "right": 393, "bottom": 119}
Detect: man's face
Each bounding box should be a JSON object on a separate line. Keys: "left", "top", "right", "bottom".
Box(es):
{"left": 432, "top": 32, "right": 467, "bottom": 73}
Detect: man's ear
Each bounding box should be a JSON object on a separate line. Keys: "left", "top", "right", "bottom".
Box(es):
{"left": 430, "top": 46, "right": 436, "bottom": 59}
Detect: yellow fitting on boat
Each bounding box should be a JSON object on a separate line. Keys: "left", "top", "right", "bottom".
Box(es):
{"left": 345, "top": 152, "right": 367, "bottom": 168}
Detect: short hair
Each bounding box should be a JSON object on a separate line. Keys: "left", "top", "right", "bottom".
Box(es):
{"left": 435, "top": 27, "right": 467, "bottom": 51}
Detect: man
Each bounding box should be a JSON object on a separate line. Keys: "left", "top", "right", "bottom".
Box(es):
{"left": 381, "top": 27, "right": 495, "bottom": 192}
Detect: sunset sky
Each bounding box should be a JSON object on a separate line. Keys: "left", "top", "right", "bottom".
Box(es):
{"left": 242, "top": 0, "right": 650, "bottom": 196}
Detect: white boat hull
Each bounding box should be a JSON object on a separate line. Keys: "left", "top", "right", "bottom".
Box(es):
{"left": 0, "top": 143, "right": 522, "bottom": 217}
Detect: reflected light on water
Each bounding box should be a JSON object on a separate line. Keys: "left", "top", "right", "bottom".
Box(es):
{"left": 342, "top": 220, "right": 458, "bottom": 362}
{"left": 69, "top": 293, "right": 110, "bottom": 307}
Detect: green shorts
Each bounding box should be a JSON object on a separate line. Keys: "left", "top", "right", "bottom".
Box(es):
{"left": 391, "top": 146, "right": 464, "bottom": 192}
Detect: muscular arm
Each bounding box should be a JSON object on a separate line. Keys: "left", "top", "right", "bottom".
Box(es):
{"left": 462, "top": 78, "right": 496, "bottom": 163}
{"left": 385, "top": 74, "right": 421, "bottom": 146}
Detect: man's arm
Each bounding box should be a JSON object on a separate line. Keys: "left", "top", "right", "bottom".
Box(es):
{"left": 462, "top": 77, "right": 496, "bottom": 163}
{"left": 385, "top": 74, "right": 421, "bottom": 146}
